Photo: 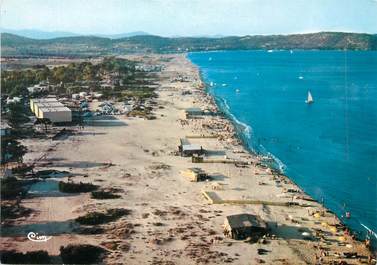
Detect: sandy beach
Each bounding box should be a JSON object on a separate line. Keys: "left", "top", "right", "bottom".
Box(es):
{"left": 1, "top": 54, "right": 373, "bottom": 264}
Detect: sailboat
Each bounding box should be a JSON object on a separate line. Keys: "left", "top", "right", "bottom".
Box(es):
{"left": 305, "top": 91, "right": 314, "bottom": 104}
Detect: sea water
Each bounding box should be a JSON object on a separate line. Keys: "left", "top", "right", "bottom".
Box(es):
{"left": 188, "top": 50, "right": 377, "bottom": 242}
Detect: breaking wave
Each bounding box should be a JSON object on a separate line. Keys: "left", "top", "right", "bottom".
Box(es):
{"left": 360, "top": 223, "right": 377, "bottom": 240}
{"left": 217, "top": 97, "right": 252, "bottom": 139}
{"left": 216, "top": 95, "right": 287, "bottom": 173}
{"left": 267, "top": 152, "right": 287, "bottom": 172}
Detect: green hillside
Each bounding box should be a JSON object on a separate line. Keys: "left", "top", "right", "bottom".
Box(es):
{"left": 1, "top": 32, "right": 376, "bottom": 57}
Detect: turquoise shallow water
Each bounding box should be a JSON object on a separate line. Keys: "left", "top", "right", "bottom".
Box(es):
{"left": 188, "top": 50, "right": 377, "bottom": 242}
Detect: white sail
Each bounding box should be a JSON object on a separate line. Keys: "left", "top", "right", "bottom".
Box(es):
{"left": 306, "top": 91, "right": 314, "bottom": 104}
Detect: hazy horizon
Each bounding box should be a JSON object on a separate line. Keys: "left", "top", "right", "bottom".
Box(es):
{"left": 2, "top": 27, "right": 376, "bottom": 40}
{"left": 1, "top": 0, "right": 377, "bottom": 37}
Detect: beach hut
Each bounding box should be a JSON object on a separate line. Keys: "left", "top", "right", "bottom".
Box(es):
{"left": 178, "top": 138, "right": 204, "bottom": 157}
{"left": 223, "top": 214, "right": 267, "bottom": 240}
{"left": 181, "top": 168, "right": 208, "bottom": 182}
{"left": 185, "top": 107, "right": 203, "bottom": 119}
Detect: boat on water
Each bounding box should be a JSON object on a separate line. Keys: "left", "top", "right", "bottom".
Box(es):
{"left": 305, "top": 91, "right": 314, "bottom": 104}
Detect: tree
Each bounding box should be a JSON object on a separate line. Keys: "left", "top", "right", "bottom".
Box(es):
{"left": 35, "top": 118, "right": 52, "bottom": 133}
{"left": 6, "top": 102, "right": 30, "bottom": 129}
{"left": 9, "top": 85, "right": 29, "bottom": 98}
{"left": 35, "top": 66, "right": 51, "bottom": 82}
{"left": 1, "top": 138, "right": 27, "bottom": 164}
{"left": 83, "top": 64, "right": 95, "bottom": 81}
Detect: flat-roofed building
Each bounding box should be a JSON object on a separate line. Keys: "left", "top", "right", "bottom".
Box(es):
{"left": 181, "top": 168, "right": 208, "bottom": 182}
{"left": 30, "top": 97, "right": 58, "bottom": 113}
{"left": 36, "top": 102, "right": 66, "bottom": 118}
{"left": 183, "top": 107, "right": 204, "bottom": 119}
{"left": 37, "top": 106, "right": 72, "bottom": 123}
{"left": 224, "top": 214, "right": 267, "bottom": 240}
{"left": 178, "top": 138, "right": 204, "bottom": 157}
{"left": 30, "top": 97, "right": 72, "bottom": 123}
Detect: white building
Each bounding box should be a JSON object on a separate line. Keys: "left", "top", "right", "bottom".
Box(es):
{"left": 38, "top": 106, "right": 72, "bottom": 123}
{"left": 6, "top": 97, "right": 21, "bottom": 104}
{"left": 30, "top": 97, "right": 72, "bottom": 123}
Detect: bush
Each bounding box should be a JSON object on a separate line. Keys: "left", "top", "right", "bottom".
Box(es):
{"left": 1, "top": 203, "right": 32, "bottom": 221}
{"left": 75, "top": 208, "right": 130, "bottom": 225}
{"left": 1, "top": 177, "right": 25, "bottom": 199}
{"left": 146, "top": 115, "right": 157, "bottom": 120}
{"left": 58, "top": 181, "right": 98, "bottom": 193}
{"left": 11, "top": 165, "right": 34, "bottom": 175}
{"left": 60, "top": 244, "right": 106, "bottom": 264}
{"left": 35, "top": 169, "right": 69, "bottom": 179}
{"left": 91, "top": 191, "right": 121, "bottom": 199}
{"left": 0, "top": 250, "right": 51, "bottom": 264}
{"left": 72, "top": 226, "right": 105, "bottom": 235}
{"left": 75, "top": 212, "right": 108, "bottom": 225}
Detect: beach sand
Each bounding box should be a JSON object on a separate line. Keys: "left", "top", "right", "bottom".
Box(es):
{"left": 1, "top": 54, "right": 373, "bottom": 264}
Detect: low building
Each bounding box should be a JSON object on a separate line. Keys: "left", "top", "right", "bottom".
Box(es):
{"left": 6, "top": 97, "right": 21, "bottom": 104}
{"left": 30, "top": 97, "right": 57, "bottom": 113}
{"left": 27, "top": 83, "right": 49, "bottom": 94}
{"left": 181, "top": 168, "right": 208, "bottom": 182}
{"left": 30, "top": 97, "right": 72, "bottom": 123}
{"left": 184, "top": 107, "right": 203, "bottom": 119}
{"left": 178, "top": 138, "right": 204, "bottom": 157}
{"left": 37, "top": 106, "right": 72, "bottom": 123}
{"left": 36, "top": 102, "right": 66, "bottom": 118}
{"left": 223, "top": 214, "right": 267, "bottom": 240}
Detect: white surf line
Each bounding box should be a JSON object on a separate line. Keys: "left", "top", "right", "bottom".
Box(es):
{"left": 360, "top": 223, "right": 377, "bottom": 239}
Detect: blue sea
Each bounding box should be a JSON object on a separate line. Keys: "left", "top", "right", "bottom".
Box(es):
{"left": 188, "top": 50, "right": 377, "bottom": 242}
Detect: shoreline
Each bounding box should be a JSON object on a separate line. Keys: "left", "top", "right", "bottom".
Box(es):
{"left": 186, "top": 53, "right": 376, "bottom": 249}
{"left": 1, "top": 53, "right": 374, "bottom": 264}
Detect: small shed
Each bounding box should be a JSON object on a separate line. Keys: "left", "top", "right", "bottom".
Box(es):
{"left": 181, "top": 168, "right": 208, "bottom": 182}
{"left": 178, "top": 138, "right": 203, "bottom": 157}
{"left": 223, "top": 214, "right": 267, "bottom": 240}
{"left": 185, "top": 107, "right": 203, "bottom": 119}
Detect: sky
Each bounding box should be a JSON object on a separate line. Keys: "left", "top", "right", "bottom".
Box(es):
{"left": 1, "top": 0, "right": 377, "bottom": 36}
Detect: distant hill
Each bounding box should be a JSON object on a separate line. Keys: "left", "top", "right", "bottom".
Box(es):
{"left": 1, "top": 32, "right": 376, "bottom": 57}
{"left": 0, "top": 28, "right": 79, "bottom": 39}
{"left": 97, "top": 31, "right": 151, "bottom": 39}
{"left": 0, "top": 28, "right": 150, "bottom": 40}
